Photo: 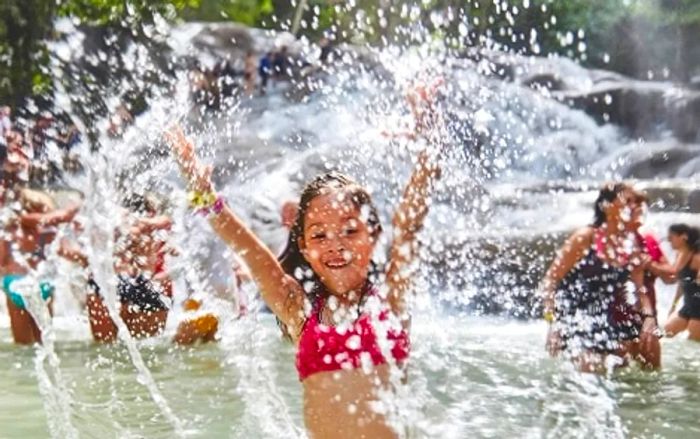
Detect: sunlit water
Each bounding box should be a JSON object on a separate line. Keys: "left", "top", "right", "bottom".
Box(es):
{"left": 1, "top": 315, "right": 699, "bottom": 438}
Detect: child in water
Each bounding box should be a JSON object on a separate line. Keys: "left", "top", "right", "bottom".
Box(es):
{"left": 166, "top": 78, "right": 445, "bottom": 438}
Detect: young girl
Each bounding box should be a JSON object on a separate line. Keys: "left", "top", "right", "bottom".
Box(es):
{"left": 165, "top": 81, "right": 443, "bottom": 438}
{"left": 663, "top": 224, "right": 700, "bottom": 340}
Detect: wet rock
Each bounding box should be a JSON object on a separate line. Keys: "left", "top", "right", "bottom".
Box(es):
{"left": 521, "top": 73, "right": 566, "bottom": 92}
{"left": 623, "top": 145, "right": 700, "bottom": 179}
{"left": 555, "top": 81, "right": 700, "bottom": 142}
{"left": 190, "top": 22, "right": 256, "bottom": 56}
{"left": 688, "top": 190, "right": 700, "bottom": 212}
{"left": 472, "top": 50, "right": 700, "bottom": 142}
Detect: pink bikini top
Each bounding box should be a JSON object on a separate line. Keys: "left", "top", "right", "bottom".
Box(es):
{"left": 295, "top": 285, "right": 410, "bottom": 381}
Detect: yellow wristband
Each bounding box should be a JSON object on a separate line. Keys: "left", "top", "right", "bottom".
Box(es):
{"left": 188, "top": 191, "right": 217, "bottom": 209}
{"left": 543, "top": 310, "right": 555, "bottom": 323}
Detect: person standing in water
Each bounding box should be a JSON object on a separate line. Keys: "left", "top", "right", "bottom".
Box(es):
{"left": 541, "top": 183, "right": 656, "bottom": 372}
{"left": 166, "top": 79, "right": 444, "bottom": 438}
{"left": 0, "top": 189, "right": 79, "bottom": 344}
{"left": 258, "top": 52, "right": 272, "bottom": 95}
{"left": 663, "top": 224, "right": 700, "bottom": 340}
{"left": 243, "top": 51, "right": 257, "bottom": 96}
{"left": 77, "top": 193, "right": 174, "bottom": 342}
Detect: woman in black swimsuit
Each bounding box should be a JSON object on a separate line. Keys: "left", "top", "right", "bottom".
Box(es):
{"left": 664, "top": 224, "right": 700, "bottom": 341}
{"left": 541, "top": 183, "right": 656, "bottom": 372}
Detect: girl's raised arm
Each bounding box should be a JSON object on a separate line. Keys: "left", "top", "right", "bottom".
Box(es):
{"left": 165, "top": 125, "right": 304, "bottom": 330}
{"left": 385, "top": 80, "right": 444, "bottom": 317}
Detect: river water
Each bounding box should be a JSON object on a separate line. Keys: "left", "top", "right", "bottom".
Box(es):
{"left": 2, "top": 314, "right": 700, "bottom": 438}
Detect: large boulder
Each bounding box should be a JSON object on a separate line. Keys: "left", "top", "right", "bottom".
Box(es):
{"left": 554, "top": 81, "right": 700, "bottom": 142}
{"left": 466, "top": 49, "right": 700, "bottom": 142}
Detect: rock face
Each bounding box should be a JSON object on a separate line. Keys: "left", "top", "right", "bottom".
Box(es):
{"left": 556, "top": 81, "right": 700, "bottom": 142}
{"left": 467, "top": 49, "right": 700, "bottom": 143}
{"left": 163, "top": 23, "right": 700, "bottom": 147}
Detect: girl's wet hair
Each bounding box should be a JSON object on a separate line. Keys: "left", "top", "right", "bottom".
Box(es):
{"left": 669, "top": 223, "right": 700, "bottom": 253}
{"left": 277, "top": 171, "right": 382, "bottom": 339}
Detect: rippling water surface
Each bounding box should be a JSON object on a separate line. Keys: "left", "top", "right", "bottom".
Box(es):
{"left": 2, "top": 316, "right": 699, "bottom": 438}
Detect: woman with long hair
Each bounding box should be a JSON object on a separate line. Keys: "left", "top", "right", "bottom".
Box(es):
{"left": 663, "top": 223, "right": 700, "bottom": 340}
{"left": 541, "top": 183, "right": 656, "bottom": 372}
{"left": 166, "top": 80, "right": 444, "bottom": 437}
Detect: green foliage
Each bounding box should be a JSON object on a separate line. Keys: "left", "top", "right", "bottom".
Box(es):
{"left": 0, "top": 0, "right": 56, "bottom": 106}
{"left": 2, "top": 0, "right": 700, "bottom": 108}
{"left": 56, "top": 0, "right": 202, "bottom": 25}
{"left": 180, "top": 0, "right": 274, "bottom": 25}
{"left": 635, "top": 0, "right": 700, "bottom": 25}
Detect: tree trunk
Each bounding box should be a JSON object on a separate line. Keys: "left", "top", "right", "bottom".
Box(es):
{"left": 676, "top": 24, "right": 690, "bottom": 83}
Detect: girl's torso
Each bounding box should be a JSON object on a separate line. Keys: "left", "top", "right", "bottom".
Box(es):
{"left": 302, "top": 365, "right": 400, "bottom": 439}
{"left": 296, "top": 288, "right": 408, "bottom": 438}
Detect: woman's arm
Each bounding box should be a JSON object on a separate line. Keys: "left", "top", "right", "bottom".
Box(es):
{"left": 0, "top": 236, "right": 9, "bottom": 276}
{"left": 134, "top": 215, "right": 172, "bottom": 234}
{"left": 647, "top": 253, "right": 676, "bottom": 284}
{"left": 648, "top": 249, "right": 692, "bottom": 281}
{"left": 57, "top": 238, "right": 89, "bottom": 268}
{"left": 385, "top": 80, "right": 444, "bottom": 317}
{"left": 631, "top": 267, "right": 654, "bottom": 318}
{"left": 164, "top": 125, "right": 304, "bottom": 330}
{"left": 20, "top": 204, "right": 79, "bottom": 229}
{"left": 540, "top": 228, "right": 595, "bottom": 316}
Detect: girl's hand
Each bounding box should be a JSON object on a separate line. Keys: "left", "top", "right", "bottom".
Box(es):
{"left": 164, "top": 124, "right": 214, "bottom": 194}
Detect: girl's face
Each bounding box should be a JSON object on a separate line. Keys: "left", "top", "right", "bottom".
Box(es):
{"left": 299, "top": 191, "right": 376, "bottom": 297}
{"left": 668, "top": 231, "right": 687, "bottom": 250}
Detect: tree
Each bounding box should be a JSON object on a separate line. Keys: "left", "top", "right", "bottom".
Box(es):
{"left": 636, "top": 0, "right": 700, "bottom": 81}
{"left": 0, "top": 1, "right": 56, "bottom": 107}
{"left": 0, "top": 0, "right": 201, "bottom": 108}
